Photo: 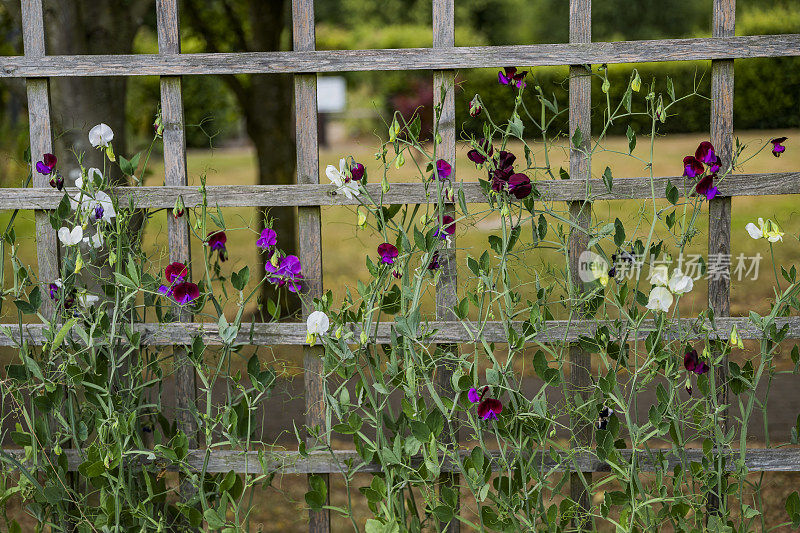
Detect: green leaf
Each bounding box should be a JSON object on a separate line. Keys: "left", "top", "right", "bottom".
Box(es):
{"left": 665, "top": 181, "right": 679, "bottom": 205}
{"left": 52, "top": 318, "right": 79, "bottom": 352}
{"left": 508, "top": 113, "right": 524, "bottom": 138}
{"left": 626, "top": 126, "right": 636, "bottom": 153}
{"left": 203, "top": 508, "right": 226, "bottom": 529}
{"left": 786, "top": 491, "right": 800, "bottom": 525}
{"left": 571, "top": 127, "right": 583, "bottom": 149}
{"left": 231, "top": 266, "right": 250, "bottom": 291}
{"left": 537, "top": 214, "right": 547, "bottom": 241}
{"left": 559, "top": 167, "right": 570, "bottom": 180}
{"left": 602, "top": 166, "right": 613, "bottom": 192}
{"left": 613, "top": 218, "right": 625, "bottom": 247}
{"left": 666, "top": 76, "right": 676, "bottom": 102}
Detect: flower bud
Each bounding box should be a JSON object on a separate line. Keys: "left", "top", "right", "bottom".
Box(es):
{"left": 395, "top": 152, "right": 405, "bottom": 169}
{"left": 382, "top": 176, "right": 390, "bottom": 194}
{"left": 469, "top": 95, "right": 482, "bottom": 117}
{"left": 351, "top": 162, "right": 365, "bottom": 181}
{"left": 444, "top": 186, "right": 455, "bottom": 203}
{"left": 75, "top": 252, "right": 84, "bottom": 274}
{"left": 601, "top": 78, "right": 610, "bottom": 94}
{"left": 335, "top": 326, "right": 343, "bottom": 339}
{"left": 173, "top": 197, "right": 185, "bottom": 219}
{"left": 730, "top": 325, "right": 744, "bottom": 349}
{"left": 360, "top": 330, "right": 368, "bottom": 345}
{"left": 154, "top": 113, "right": 164, "bottom": 136}
{"left": 388, "top": 118, "right": 400, "bottom": 142}
{"left": 631, "top": 71, "right": 641, "bottom": 93}
{"left": 357, "top": 208, "right": 367, "bottom": 227}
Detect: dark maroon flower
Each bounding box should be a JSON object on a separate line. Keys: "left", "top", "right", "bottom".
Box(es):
{"left": 467, "top": 139, "right": 493, "bottom": 165}
{"left": 172, "top": 282, "right": 200, "bottom": 304}
{"left": 683, "top": 348, "right": 709, "bottom": 375}
{"left": 469, "top": 95, "right": 482, "bottom": 117}
{"left": 694, "top": 174, "right": 718, "bottom": 200}
{"left": 435, "top": 159, "right": 452, "bottom": 181}
{"left": 695, "top": 141, "right": 716, "bottom": 165}
{"left": 257, "top": 228, "right": 277, "bottom": 249}
{"left": 771, "top": 137, "right": 787, "bottom": 157}
{"left": 683, "top": 156, "right": 704, "bottom": 179}
{"left": 467, "top": 386, "right": 503, "bottom": 421}
{"left": 207, "top": 231, "right": 228, "bottom": 261}
{"left": 36, "top": 153, "right": 57, "bottom": 175}
{"left": 49, "top": 174, "right": 64, "bottom": 191}
{"left": 433, "top": 215, "right": 455, "bottom": 240}
{"left": 508, "top": 173, "right": 532, "bottom": 199}
{"left": 351, "top": 162, "right": 365, "bottom": 180}
{"left": 498, "top": 67, "right": 527, "bottom": 89}
{"left": 377, "top": 243, "right": 399, "bottom": 265}
{"left": 165, "top": 262, "right": 188, "bottom": 284}
{"left": 427, "top": 251, "right": 440, "bottom": 271}
{"left": 491, "top": 151, "right": 516, "bottom": 183}
{"left": 265, "top": 254, "right": 303, "bottom": 293}
{"left": 609, "top": 250, "right": 635, "bottom": 280}
{"left": 392, "top": 269, "right": 402, "bottom": 279}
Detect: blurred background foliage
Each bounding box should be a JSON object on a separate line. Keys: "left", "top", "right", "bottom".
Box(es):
{"left": 0, "top": 0, "right": 798, "bottom": 154}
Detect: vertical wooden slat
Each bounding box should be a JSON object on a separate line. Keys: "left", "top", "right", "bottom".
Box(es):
{"left": 292, "top": 2, "right": 328, "bottom": 532}
{"left": 21, "top": 0, "right": 58, "bottom": 319}
{"left": 708, "top": 0, "right": 734, "bottom": 518}
{"left": 568, "top": 0, "right": 592, "bottom": 530}
{"left": 156, "top": 0, "right": 197, "bottom": 492}
{"left": 433, "top": 1, "right": 459, "bottom": 532}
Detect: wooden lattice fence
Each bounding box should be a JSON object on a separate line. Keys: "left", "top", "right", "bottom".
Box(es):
{"left": 2, "top": 0, "right": 800, "bottom": 531}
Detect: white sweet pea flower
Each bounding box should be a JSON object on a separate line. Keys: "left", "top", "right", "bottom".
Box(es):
{"left": 649, "top": 264, "right": 669, "bottom": 286}
{"left": 83, "top": 231, "right": 104, "bottom": 249}
{"left": 326, "top": 158, "right": 360, "bottom": 200}
{"left": 89, "top": 123, "right": 114, "bottom": 148}
{"left": 90, "top": 191, "right": 116, "bottom": 222}
{"left": 76, "top": 168, "right": 102, "bottom": 190}
{"left": 58, "top": 226, "right": 83, "bottom": 246}
{"left": 746, "top": 217, "right": 784, "bottom": 243}
{"left": 306, "top": 310, "right": 330, "bottom": 345}
{"left": 646, "top": 286, "right": 674, "bottom": 313}
{"left": 668, "top": 269, "right": 694, "bottom": 295}
{"left": 77, "top": 292, "right": 100, "bottom": 308}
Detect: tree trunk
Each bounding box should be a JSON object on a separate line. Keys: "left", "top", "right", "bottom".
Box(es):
{"left": 243, "top": 74, "right": 299, "bottom": 318}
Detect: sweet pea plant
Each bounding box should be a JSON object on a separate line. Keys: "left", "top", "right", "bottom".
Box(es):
{"left": 0, "top": 120, "right": 307, "bottom": 531}
{"left": 308, "top": 68, "right": 800, "bottom": 532}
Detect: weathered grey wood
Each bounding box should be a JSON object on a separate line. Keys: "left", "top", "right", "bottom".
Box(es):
{"left": 2, "top": 171, "right": 798, "bottom": 210}
{"left": 568, "top": 1, "right": 593, "bottom": 529}
{"left": 21, "top": 0, "right": 58, "bottom": 320}
{"left": 292, "top": 1, "right": 329, "bottom": 531}
{"left": 156, "top": 0, "right": 198, "bottom": 512}
{"left": 2, "top": 34, "right": 800, "bottom": 77}
{"left": 3, "top": 447, "right": 799, "bottom": 475}
{"left": 2, "top": 314, "right": 799, "bottom": 346}
{"left": 432, "top": 1, "right": 459, "bottom": 530}
{"left": 707, "top": 0, "right": 735, "bottom": 519}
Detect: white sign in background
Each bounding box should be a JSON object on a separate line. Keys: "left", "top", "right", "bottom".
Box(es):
{"left": 317, "top": 76, "right": 347, "bottom": 113}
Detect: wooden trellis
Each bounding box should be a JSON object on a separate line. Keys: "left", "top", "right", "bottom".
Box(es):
{"left": 3, "top": 0, "right": 800, "bottom": 531}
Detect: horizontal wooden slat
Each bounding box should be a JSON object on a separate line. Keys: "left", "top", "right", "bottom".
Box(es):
{"left": 1, "top": 316, "right": 798, "bottom": 346}
{"left": 0, "top": 171, "right": 798, "bottom": 210}
{"left": 2, "top": 447, "right": 798, "bottom": 474}
{"left": 1, "top": 34, "right": 799, "bottom": 78}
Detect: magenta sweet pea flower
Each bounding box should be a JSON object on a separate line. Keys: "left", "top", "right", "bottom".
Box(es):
{"left": 467, "top": 139, "right": 493, "bottom": 165}
{"left": 433, "top": 215, "right": 455, "bottom": 240}
{"left": 435, "top": 159, "right": 452, "bottom": 181}
{"left": 165, "top": 262, "right": 188, "bottom": 284}
{"left": 771, "top": 137, "right": 787, "bottom": 157}
{"left": 498, "top": 67, "right": 527, "bottom": 89}
{"left": 351, "top": 162, "right": 365, "bottom": 181}
{"left": 694, "top": 174, "right": 718, "bottom": 200}
{"left": 508, "top": 173, "right": 532, "bottom": 199}
{"left": 257, "top": 228, "right": 278, "bottom": 249}
{"left": 695, "top": 141, "right": 716, "bottom": 165}
{"left": 684, "top": 348, "right": 709, "bottom": 375}
{"left": 683, "top": 156, "right": 704, "bottom": 179}
{"left": 265, "top": 254, "right": 304, "bottom": 293}
{"left": 427, "top": 251, "right": 440, "bottom": 271}
{"left": 207, "top": 231, "right": 228, "bottom": 261}
{"left": 467, "top": 386, "right": 503, "bottom": 421}
{"left": 36, "top": 153, "right": 57, "bottom": 175}
{"left": 377, "top": 243, "right": 399, "bottom": 265}
{"left": 172, "top": 282, "right": 200, "bottom": 304}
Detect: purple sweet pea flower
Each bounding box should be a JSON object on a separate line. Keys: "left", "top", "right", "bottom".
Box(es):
{"left": 498, "top": 67, "right": 527, "bottom": 89}
{"left": 695, "top": 141, "right": 716, "bottom": 165}
{"left": 351, "top": 162, "right": 365, "bottom": 181}
{"left": 157, "top": 285, "right": 171, "bottom": 296}
{"left": 682, "top": 156, "right": 704, "bottom": 179}
{"left": 771, "top": 137, "right": 787, "bottom": 157}
{"left": 427, "top": 251, "right": 440, "bottom": 271}
{"left": 695, "top": 174, "right": 718, "bottom": 200}
{"left": 257, "top": 228, "right": 278, "bottom": 250}
{"left": 265, "top": 254, "right": 304, "bottom": 293}
{"left": 467, "top": 386, "right": 504, "bottom": 421}
{"left": 433, "top": 215, "right": 455, "bottom": 240}
{"left": 36, "top": 153, "right": 57, "bottom": 175}
{"left": 467, "top": 139, "right": 493, "bottom": 165}
{"left": 467, "top": 387, "right": 481, "bottom": 404}
{"left": 207, "top": 231, "right": 228, "bottom": 261}
{"left": 435, "top": 159, "right": 452, "bottom": 181}
{"left": 48, "top": 283, "right": 59, "bottom": 300}
{"left": 508, "top": 173, "right": 532, "bottom": 199}
{"left": 172, "top": 282, "right": 200, "bottom": 304}
{"left": 94, "top": 205, "right": 104, "bottom": 221}
{"left": 377, "top": 243, "right": 399, "bottom": 265}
